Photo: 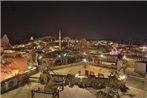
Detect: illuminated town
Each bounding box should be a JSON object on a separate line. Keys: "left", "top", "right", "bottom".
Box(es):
{"left": 1, "top": 1, "right": 147, "bottom": 98}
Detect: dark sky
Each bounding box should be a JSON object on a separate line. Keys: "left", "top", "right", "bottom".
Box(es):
{"left": 2, "top": 1, "right": 147, "bottom": 44}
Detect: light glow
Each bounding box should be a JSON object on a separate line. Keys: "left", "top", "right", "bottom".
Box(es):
{"left": 123, "top": 55, "right": 126, "bottom": 59}
{"left": 28, "top": 66, "right": 32, "bottom": 69}
{"left": 100, "top": 54, "right": 104, "bottom": 57}
{"left": 83, "top": 59, "right": 87, "bottom": 62}
{"left": 75, "top": 74, "right": 79, "bottom": 78}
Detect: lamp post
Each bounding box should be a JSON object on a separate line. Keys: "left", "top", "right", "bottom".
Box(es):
{"left": 83, "top": 58, "right": 89, "bottom": 76}
{"left": 117, "top": 54, "right": 127, "bottom": 83}
{"left": 83, "top": 58, "right": 87, "bottom": 69}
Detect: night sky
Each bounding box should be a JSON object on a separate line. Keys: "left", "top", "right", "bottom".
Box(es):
{"left": 2, "top": 1, "right": 147, "bottom": 44}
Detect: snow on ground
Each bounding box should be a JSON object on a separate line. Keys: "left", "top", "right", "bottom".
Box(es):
{"left": 1, "top": 64, "right": 147, "bottom": 98}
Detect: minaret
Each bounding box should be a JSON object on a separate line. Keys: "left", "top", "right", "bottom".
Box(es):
{"left": 59, "top": 30, "right": 61, "bottom": 50}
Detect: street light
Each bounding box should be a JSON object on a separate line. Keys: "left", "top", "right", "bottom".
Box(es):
{"left": 83, "top": 58, "right": 88, "bottom": 70}
{"left": 75, "top": 74, "right": 80, "bottom": 78}
{"left": 100, "top": 54, "right": 104, "bottom": 57}
{"left": 2, "top": 61, "right": 5, "bottom": 64}
{"left": 118, "top": 74, "right": 127, "bottom": 81}
{"left": 58, "top": 55, "right": 61, "bottom": 58}
{"left": 123, "top": 55, "right": 126, "bottom": 59}
{"left": 63, "top": 53, "right": 67, "bottom": 57}
{"left": 28, "top": 66, "right": 32, "bottom": 69}
{"left": 83, "top": 58, "right": 87, "bottom": 62}
{"left": 38, "top": 55, "right": 42, "bottom": 59}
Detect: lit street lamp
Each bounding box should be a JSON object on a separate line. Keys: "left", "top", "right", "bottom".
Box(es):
{"left": 100, "top": 54, "right": 104, "bottom": 57}
{"left": 83, "top": 58, "right": 88, "bottom": 70}
{"left": 83, "top": 58, "right": 87, "bottom": 62}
